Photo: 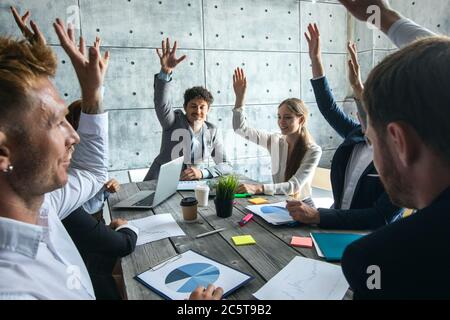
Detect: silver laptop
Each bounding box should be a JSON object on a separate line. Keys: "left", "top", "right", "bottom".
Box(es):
{"left": 113, "top": 157, "right": 184, "bottom": 209}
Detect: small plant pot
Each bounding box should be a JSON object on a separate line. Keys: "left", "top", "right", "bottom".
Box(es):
{"left": 214, "top": 198, "right": 234, "bottom": 218}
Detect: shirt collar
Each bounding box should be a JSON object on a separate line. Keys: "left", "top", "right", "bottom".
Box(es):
{"left": 0, "top": 216, "right": 47, "bottom": 259}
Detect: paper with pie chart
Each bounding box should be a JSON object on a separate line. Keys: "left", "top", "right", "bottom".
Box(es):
{"left": 246, "top": 201, "right": 295, "bottom": 225}
{"left": 135, "top": 250, "right": 253, "bottom": 300}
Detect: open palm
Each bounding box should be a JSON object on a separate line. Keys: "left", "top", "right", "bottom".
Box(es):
{"left": 54, "top": 18, "right": 109, "bottom": 101}
{"left": 305, "top": 23, "right": 321, "bottom": 61}
{"left": 157, "top": 38, "right": 187, "bottom": 74}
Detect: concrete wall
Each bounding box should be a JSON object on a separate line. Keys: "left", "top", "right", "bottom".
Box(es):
{"left": 1, "top": 0, "right": 448, "bottom": 184}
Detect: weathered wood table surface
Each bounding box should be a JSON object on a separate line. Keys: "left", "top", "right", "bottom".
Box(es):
{"left": 108, "top": 178, "right": 353, "bottom": 300}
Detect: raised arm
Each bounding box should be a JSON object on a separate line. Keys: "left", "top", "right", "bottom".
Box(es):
{"left": 338, "top": 0, "right": 436, "bottom": 48}
{"left": 154, "top": 38, "right": 187, "bottom": 129}
{"left": 49, "top": 19, "right": 109, "bottom": 219}
{"left": 305, "top": 23, "right": 359, "bottom": 138}
{"left": 232, "top": 68, "right": 274, "bottom": 149}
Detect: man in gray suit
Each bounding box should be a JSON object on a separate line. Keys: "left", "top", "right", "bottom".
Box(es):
{"left": 145, "top": 38, "right": 233, "bottom": 181}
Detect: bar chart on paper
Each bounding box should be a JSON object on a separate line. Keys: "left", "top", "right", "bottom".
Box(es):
{"left": 165, "top": 263, "right": 220, "bottom": 293}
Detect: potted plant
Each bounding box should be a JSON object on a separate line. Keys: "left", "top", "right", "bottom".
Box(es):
{"left": 214, "top": 175, "right": 239, "bottom": 218}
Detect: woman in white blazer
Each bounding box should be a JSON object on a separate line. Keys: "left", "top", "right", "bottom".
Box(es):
{"left": 232, "top": 68, "right": 322, "bottom": 205}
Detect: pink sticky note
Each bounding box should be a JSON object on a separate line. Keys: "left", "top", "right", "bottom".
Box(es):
{"left": 290, "top": 236, "right": 313, "bottom": 248}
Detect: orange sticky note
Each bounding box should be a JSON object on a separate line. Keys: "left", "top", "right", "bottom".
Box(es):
{"left": 290, "top": 236, "right": 313, "bottom": 248}
{"left": 248, "top": 198, "right": 268, "bottom": 205}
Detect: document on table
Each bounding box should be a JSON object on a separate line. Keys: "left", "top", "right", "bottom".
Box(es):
{"left": 253, "top": 256, "right": 349, "bottom": 300}
{"left": 177, "top": 181, "right": 200, "bottom": 191}
{"left": 129, "top": 214, "right": 186, "bottom": 246}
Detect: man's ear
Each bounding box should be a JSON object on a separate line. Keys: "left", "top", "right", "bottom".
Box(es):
{"left": 386, "top": 122, "right": 420, "bottom": 167}
{"left": 0, "top": 131, "right": 11, "bottom": 172}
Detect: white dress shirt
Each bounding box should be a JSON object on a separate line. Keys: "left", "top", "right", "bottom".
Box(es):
{"left": 0, "top": 112, "right": 109, "bottom": 300}
{"left": 340, "top": 142, "right": 374, "bottom": 210}
{"left": 388, "top": 18, "right": 436, "bottom": 49}
{"left": 233, "top": 107, "right": 322, "bottom": 200}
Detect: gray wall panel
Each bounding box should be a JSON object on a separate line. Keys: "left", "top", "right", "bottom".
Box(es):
{"left": 103, "top": 48, "right": 204, "bottom": 110}
{"left": 79, "top": 0, "right": 203, "bottom": 48}
{"left": 0, "top": 0, "right": 79, "bottom": 45}
{"left": 205, "top": 50, "right": 300, "bottom": 106}
{"left": 300, "top": 1, "right": 348, "bottom": 53}
{"left": 204, "top": 0, "right": 299, "bottom": 51}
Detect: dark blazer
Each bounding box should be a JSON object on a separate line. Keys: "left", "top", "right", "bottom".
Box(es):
{"left": 342, "top": 187, "right": 450, "bottom": 299}
{"left": 311, "top": 77, "right": 403, "bottom": 230}
{"left": 62, "top": 208, "right": 137, "bottom": 299}
{"left": 144, "top": 75, "right": 233, "bottom": 180}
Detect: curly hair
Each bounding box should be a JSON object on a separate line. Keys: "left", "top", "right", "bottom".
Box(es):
{"left": 183, "top": 86, "right": 214, "bottom": 108}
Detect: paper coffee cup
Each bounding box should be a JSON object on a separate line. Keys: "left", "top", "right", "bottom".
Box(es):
{"left": 195, "top": 184, "right": 210, "bottom": 207}
{"left": 180, "top": 197, "right": 198, "bottom": 223}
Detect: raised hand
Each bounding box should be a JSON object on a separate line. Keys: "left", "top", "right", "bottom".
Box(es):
{"left": 304, "top": 23, "right": 324, "bottom": 79}
{"left": 53, "top": 18, "right": 110, "bottom": 114}
{"left": 338, "top": 0, "right": 400, "bottom": 33}
{"left": 10, "top": 6, "right": 46, "bottom": 45}
{"left": 304, "top": 23, "right": 321, "bottom": 61}
{"left": 156, "top": 38, "right": 187, "bottom": 74}
{"left": 347, "top": 41, "right": 364, "bottom": 100}
{"left": 233, "top": 67, "right": 247, "bottom": 107}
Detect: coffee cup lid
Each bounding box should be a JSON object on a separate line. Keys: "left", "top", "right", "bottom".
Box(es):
{"left": 180, "top": 197, "right": 198, "bottom": 206}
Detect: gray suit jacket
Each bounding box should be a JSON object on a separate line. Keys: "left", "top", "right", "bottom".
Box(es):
{"left": 144, "top": 75, "right": 233, "bottom": 181}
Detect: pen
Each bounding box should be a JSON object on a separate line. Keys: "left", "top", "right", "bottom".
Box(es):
{"left": 195, "top": 227, "right": 226, "bottom": 239}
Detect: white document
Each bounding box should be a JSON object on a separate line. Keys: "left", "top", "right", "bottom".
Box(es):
{"left": 136, "top": 250, "right": 253, "bottom": 300}
{"left": 129, "top": 214, "right": 186, "bottom": 246}
{"left": 253, "top": 256, "right": 349, "bottom": 300}
{"left": 177, "top": 181, "right": 199, "bottom": 191}
{"left": 313, "top": 197, "right": 334, "bottom": 209}
{"left": 246, "top": 201, "right": 294, "bottom": 225}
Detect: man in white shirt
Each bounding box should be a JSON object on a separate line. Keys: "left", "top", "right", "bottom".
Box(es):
{"left": 0, "top": 8, "right": 223, "bottom": 301}
{"left": 0, "top": 9, "right": 111, "bottom": 299}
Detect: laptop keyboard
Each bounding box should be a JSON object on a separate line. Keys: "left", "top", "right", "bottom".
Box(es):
{"left": 132, "top": 193, "right": 155, "bottom": 207}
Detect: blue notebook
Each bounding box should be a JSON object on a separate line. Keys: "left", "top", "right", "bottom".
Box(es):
{"left": 311, "top": 233, "right": 365, "bottom": 262}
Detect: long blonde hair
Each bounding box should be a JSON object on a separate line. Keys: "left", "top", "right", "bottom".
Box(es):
{"left": 279, "top": 98, "right": 313, "bottom": 181}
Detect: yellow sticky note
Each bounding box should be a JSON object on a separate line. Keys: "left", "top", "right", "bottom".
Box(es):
{"left": 248, "top": 198, "right": 268, "bottom": 205}
{"left": 232, "top": 235, "right": 256, "bottom": 246}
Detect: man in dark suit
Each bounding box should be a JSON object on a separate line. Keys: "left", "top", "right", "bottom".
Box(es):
{"left": 287, "top": 23, "right": 403, "bottom": 230}
{"left": 338, "top": 0, "right": 450, "bottom": 299}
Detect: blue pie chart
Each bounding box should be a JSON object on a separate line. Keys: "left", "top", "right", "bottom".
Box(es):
{"left": 261, "top": 206, "right": 289, "bottom": 215}
{"left": 165, "top": 263, "right": 220, "bottom": 293}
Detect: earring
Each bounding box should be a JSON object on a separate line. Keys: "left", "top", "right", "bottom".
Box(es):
{"left": 3, "top": 165, "right": 13, "bottom": 173}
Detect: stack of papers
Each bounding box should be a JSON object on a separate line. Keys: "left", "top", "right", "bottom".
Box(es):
{"left": 253, "top": 256, "right": 349, "bottom": 300}
{"left": 246, "top": 201, "right": 293, "bottom": 225}
{"left": 129, "top": 214, "right": 186, "bottom": 246}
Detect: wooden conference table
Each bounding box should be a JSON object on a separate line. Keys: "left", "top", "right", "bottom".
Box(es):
{"left": 108, "top": 178, "right": 353, "bottom": 300}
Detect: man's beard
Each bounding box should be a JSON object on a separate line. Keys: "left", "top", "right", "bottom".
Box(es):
{"left": 378, "top": 145, "right": 414, "bottom": 209}
{"left": 7, "top": 138, "right": 56, "bottom": 199}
